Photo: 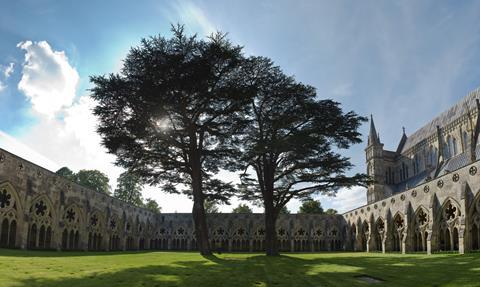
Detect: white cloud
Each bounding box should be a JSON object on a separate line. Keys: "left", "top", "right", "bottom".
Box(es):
{"left": 0, "top": 81, "right": 5, "bottom": 92}
{"left": 317, "top": 186, "right": 367, "bottom": 214}
{"left": 331, "top": 83, "right": 352, "bottom": 98}
{"left": 9, "top": 39, "right": 193, "bottom": 212}
{"left": 19, "top": 95, "right": 124, "bottom": 189}
{"left": 17, "top": 40, "right": 79, "bottom": 116}
{"left": 3, "top": 62, "right": 14, "bottom": 78}
{"left": 168, "top": 1, "right": 217, "bottom": 36}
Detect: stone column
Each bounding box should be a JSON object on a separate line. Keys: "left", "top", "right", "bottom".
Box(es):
{"left": 21, "top": 194, "right": 33, "bottom": 249}
{"left": 426, "top": 230, "right": 432, "bottom": 255}
{"left": 458, "top": 226, "right": 465, "bottom": 254}
{"left": 104, "top": 234, "right": 110, "bottom": 251}
{"left": 19, "top": 220, "right": 29, "bottom": 250}
{"left": 381, "top": 232, "right": 386, "bottom": 253}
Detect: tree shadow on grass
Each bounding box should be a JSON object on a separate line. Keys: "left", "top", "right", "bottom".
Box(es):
{"left": 9, "top": 252, "right": 480, "bottom": 287}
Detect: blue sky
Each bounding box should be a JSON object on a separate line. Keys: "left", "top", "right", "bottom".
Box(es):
{"left": 1, "top": 0, "right": 480, "bottom": 213}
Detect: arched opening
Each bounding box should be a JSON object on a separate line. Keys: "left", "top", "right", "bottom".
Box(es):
{"left": 439, "top": 227, "right": 446, "bottom": 251}
{"left": 8, "top": 220, "right": 16, "bottom": 247}
{"left": 373, "top": 231, "right": 381, "bottom": 251}
{"left": 62, "top": 229, "right": 68, "bottom": 250}
{"left": 74, "top": 231, "right": 80, "bottom": 249}
{"left": 0, "top": 218, "right": 9, "bottom": 247}
{"left": 28, "top": 224, "right": 37, "bottom": 249}
{"left": 45, "top": 227, "right": 52, "bottom": 249}
{"left": 472, "top": 224, "right": 479, "bottom": 250}
{"left": 360, "top": 222, "right": 368, "bottom": 251}
{"left": 453, "top": 227, "right": 459, "bottom": 251}
{"left": 88, "top": 232, "right": 93, "bottom": 250}
{"left": 392, "top": 232, "right": 401, "bottom": 251}
{"left": 39, "top": 225, "right": 46, "bottom": 248}
{"left": 68, "top": 230, "right": 75, "bottom": 250}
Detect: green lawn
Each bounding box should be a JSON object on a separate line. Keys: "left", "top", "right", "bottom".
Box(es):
{"left": 0, "top": 249, "right": 479, "bottom": 287}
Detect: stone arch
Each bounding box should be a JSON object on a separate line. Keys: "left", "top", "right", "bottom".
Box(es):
{"left": 87, "top": 209, "right": 105, "bottom": 251}
{"left": 311, "top": 225, "right": 325, "bottom": 252}
{"left": 0, "top": 181, "right": 23, "bottom": 214}
{"left": 231, "top": 225, "right": 249, "bottom": 252}
{"left": 373, "top": 217, "right": 385, "bottom": 252}
{"left": 293, "top": 227, "right": 309, "bottom": 252}
{"left": 0, "top": 182, "right": 21, "bottom": 248}
{"left": 171, "top": 225, "right": 188, "bottom": 250}
{"left": 437, "top": 198, "right": 461, "bottom": 252}
{"left": 412, "top": 206, "right": 429, "bottom": 252}
{"left": 124, "top": 215, "right": 135, "bottom": 250}
{"left": 350, "top": 222, "right": 357, "bottom": 251}
{"left": 61, "top": 203, "right": 83, "bottom": 250}
{"left": 108, "top": 213, "right": 121, "bottom": 251}
{"left": 211, "top": 225, "right": 229, "bottom": 251}
{"left": 27, "top": 194, "right": 55, "bottom": 249}
{"left": 469, "top": 191, "right": 480, "bottom": 250}
{"left": 390, "top": 212, "right": 405, "bottom": 252}
{"left": 327, "top": 226, "right": 341, "bottom": 251}
{"left": 251, "top": 227, "right": 266, "bottom": 252}
{"left": 360, "top": 219, "right": 369, "bottom": 251}
{"left": 137, "top": 219, "right": 146, "bottom": 250}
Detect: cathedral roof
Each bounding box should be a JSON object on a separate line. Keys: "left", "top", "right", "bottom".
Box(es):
{"left": 399, "top": 87, "right": 480, "bottom": 154}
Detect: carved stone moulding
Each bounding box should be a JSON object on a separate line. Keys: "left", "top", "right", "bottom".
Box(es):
{"left": 437, "top": 180, "right": 444, "bottom": 188}
{"left": 469, "top": 166, "right": 477, "bottom": 176}
{"left": 424, "top": 185, "right": 430, "bottom": 193}
{"left": 452, "top": 173, "right": 460, "bottom": 182}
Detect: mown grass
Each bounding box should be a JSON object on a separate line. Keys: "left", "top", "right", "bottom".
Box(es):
{"left": 0, "top": 249, "right": 479, "bottom": 287}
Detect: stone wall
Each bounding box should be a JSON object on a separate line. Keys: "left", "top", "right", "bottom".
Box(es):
{"left": 344, "top": 159, "right": 480, "bottom": 254}
{"left": 0, "top": 148, "right": 347, "bottom": 252}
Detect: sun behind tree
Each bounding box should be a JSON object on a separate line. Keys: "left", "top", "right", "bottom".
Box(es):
{"left": 90, "top": 25, "right": 252, "bottom": 255}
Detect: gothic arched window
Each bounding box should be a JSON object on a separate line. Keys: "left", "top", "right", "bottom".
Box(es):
{"left": 463, "top": 131, "right": 468, "bottom": 152}
{"left": 452, "top": 137, "right": 458, "bottom": 156}
{"left": 444, "top": 136, "right": 452, "bottom": 159}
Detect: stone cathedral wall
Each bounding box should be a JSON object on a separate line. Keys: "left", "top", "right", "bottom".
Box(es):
{"left": 0, "top": 148, "right": 348, "bottom": 252}
{"left": 345, "top": 158, "right": 480, "bottom": 254}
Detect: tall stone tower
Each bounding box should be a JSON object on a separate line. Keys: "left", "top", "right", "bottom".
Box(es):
{"left": 365, "top": 115, "right": 385, "bottom": 204}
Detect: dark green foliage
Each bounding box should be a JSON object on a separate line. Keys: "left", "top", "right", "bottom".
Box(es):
{"left": 238, "top": 57, "right": 368, "bottom": 255}
{"left": 55, "top": 167, "right": 111, "bottom": 194}
{"left": 279, "top": 206, "right": 290, "bottom": 214}
{"left": 75, "top": 170, "right": 111, "bottom": 194}
{"left": 90, "top": 25, "right": 252, "bottom": 255}
{"left": 232, "top": 203, "right": 253, "bottom": 213}
{"left": 143, "top": 198, "right": 161, "bottom": 213}
{"left": 298, "top": 200, "right": 324, "bottom": 214}
{"left": 325, "top": 208, "right": 338, "bottom": 215}
{"left": 114, "top": 171, "right": 144, "bottom": 207}
{"left": 204, "top": 200, "right": 219, "bottom": 214}
{"left": 55, "top": 167, "right": 75, "bottom": 181}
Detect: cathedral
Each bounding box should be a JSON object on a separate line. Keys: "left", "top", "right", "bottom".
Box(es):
{"left": 1, "top": 88, "right": 480, "bottom": 254}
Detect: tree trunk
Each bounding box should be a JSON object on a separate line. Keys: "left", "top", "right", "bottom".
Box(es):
{"left": 264, "top": 194, "right": 279, "bottom": 256}
{"left": 191, "top": 147, "right": 211, "bottom": 256}
{"left": 192, "top": 193, "right": 211, "bottom": 255}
